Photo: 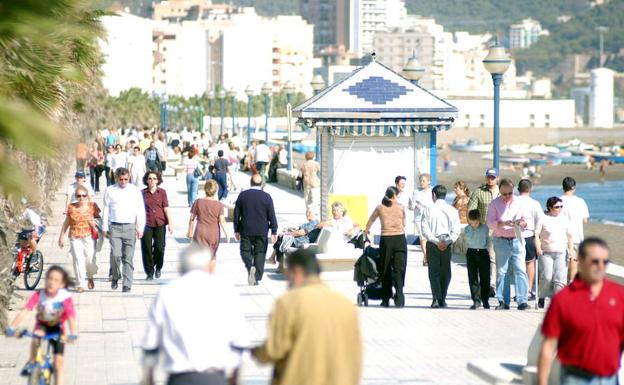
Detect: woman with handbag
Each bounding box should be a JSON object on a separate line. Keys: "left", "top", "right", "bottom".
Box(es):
{"left": 58, "top": 185, "right": 101, "bottom": 292}
{"left": 88, "top": 141, "right": 105, "bottom": 193}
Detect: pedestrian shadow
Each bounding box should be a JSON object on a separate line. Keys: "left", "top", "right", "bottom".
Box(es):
{"left": 175, "top": 237, "right": 191, "bottom": 244}
{"left": 265, "top": 273, "right": 286, "bottom": 281}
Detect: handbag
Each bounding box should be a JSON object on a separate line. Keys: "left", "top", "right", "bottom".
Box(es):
{"left": 193, "top": 167, "right": 202, "bottom": 178}
{"left": 91, "top": 226, "right": 98, "bottom": 240}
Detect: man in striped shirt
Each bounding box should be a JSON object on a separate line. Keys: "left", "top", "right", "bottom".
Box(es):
{"left": 468, "top": 168, "right": 500, "bottom": 297}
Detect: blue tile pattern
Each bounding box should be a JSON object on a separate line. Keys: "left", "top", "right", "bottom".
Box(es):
{"left": 343, "top": 76, "right": 412, "bottom": 105}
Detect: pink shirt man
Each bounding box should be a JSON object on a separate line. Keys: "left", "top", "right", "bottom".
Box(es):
{"left": 486, "top": 195, "right": 527, "bottom": 238}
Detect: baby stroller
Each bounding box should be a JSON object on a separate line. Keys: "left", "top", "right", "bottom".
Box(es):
{"left": 353, "top": 246, "right": 383, "bottom": 306}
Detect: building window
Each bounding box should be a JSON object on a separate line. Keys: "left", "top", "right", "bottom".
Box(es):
{"left": 465, "top": 114, "right": 470, "bottom": 120}
{"left": 479, "top": 122, "right": 485, "bottom": 127}
{"left": 545, "top": 114, "right": 550, "bottom": 120}
{"left": 545, "top": 122, "right": 550, "bottom": 128}
{"left": 530, "top": 122, "right": 535, "bottom": 128}
{"left": 530, "top": 114, "right": 535, "bottom": 120}
{"left": 480, "top": 114, "right": 485, "bottom": 119}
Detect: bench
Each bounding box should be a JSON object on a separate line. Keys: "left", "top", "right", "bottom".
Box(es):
{"left": 287, "top": 228, "right": 361, "bottom": 272}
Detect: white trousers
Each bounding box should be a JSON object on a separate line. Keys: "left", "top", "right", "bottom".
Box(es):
{"left": 70, "top": 236, "right": 95, "bottom": 288}
{"left": 304, "top": 186, "right": 320, "bottom": 211}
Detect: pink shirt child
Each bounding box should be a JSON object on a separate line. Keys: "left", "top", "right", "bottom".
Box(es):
{"left": 25, "top": 288, "right": 75, "bottom": 331}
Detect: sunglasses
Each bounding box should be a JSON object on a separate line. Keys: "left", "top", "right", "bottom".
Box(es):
{"left": 501, "top": 192, "right": 513, "bottom": 196}
{"left": 590, "top": 259, "right": 610, "bottom": 266}
{"left": 76, "top": 194, "right": 87, "bottom": 198}
{"left": 553, "top": 205, "right": 563, "bottom": 209}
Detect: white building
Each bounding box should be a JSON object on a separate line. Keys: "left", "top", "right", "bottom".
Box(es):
{"left": 509, "top": 18, "right": 548, "bottom": 50}
{"left": 350, "top": 0, "right": 406, "bottom": 56}
{"left": 373, "top": 18, "right": 519, "bottom": 93}
{"left": 152, "top": 22, "right": 210, "bottom": 97}
{"left": 99, "top": 12, "right": 154, "bottom": 96}
{"left": 589, "top": 67, "right": 614, "bottom": 128}
{"left": 450, "top": 99, "right": 576, "bottom": 129}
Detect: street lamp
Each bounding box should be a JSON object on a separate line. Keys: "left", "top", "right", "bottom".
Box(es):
{"left": 283, "top": 81, "right": 296, "bottom": 171}
{"left": 310, "top": 74, "right": 325, "bottom": 162}
{"left": 402, "top": 52, "right": 425, "bottom": 85}
{"left": 227, "top": 88, "right": 237, "bottom": 136}
{"left": 483, "top": 44, "right": 511, "bottom": 173}
{"left": 217, "top": 89, "right": 226, "bottom": 136}
{"left": 261, "top": 82, "right": 272, "bottom": 143}
{"left": 207, "top": 91, "right": 214, "bottom": 134}
{"left": 244, "top": 85, "right": 254, "bottom": 148}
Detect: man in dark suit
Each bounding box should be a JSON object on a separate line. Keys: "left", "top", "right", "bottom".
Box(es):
{"left": 234, "top": 174, "right": 278, "bottom": 285}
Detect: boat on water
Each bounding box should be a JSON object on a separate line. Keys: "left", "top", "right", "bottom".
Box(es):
{"left": 593, "top": 155, "right": 624, "bottom": 164}
{"left": 292, "top": 140, "right": 316, "bottom": 153}
{"left": 449, "top": 139, "right": 492, "bottom": 153}
{"left": 528, "top": 145, "right": 560, "bottom": 155}
{"left": 558, "top": 155, "right": 589, "bottom": 165}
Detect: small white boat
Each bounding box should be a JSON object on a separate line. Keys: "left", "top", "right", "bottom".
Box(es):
{"left": 449, "top": 139, "right": 492, "bottom": 153}
{"left": 528, "top": 145, "right": 560, "bottom": 155}
{"left": 505, "top": 144, "right": 531, "bottom": 155}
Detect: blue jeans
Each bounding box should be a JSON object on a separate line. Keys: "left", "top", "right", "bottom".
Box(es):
{"left": 561, "top": 372, "right": 618, "bottom": 385}
{"left": 186, "top": 174, "right": 198, "bottom": 207}
{"left": 215, "top": 171, "right": 228, "bottom": 200}
{"left": 493, "top": 237, "right": 528, "bottom": 304}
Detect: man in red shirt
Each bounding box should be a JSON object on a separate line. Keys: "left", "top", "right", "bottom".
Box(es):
{"left": 538, "top": 237, "right": 624, "bottom": 385}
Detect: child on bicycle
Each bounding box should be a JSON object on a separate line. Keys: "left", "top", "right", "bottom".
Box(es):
{"left": 5, "top": 265, "right": 78, "bottom": 385}
{"left": 20, "top": 197, "right": 45, "bottom": 255}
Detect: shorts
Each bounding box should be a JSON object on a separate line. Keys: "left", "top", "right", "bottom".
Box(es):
{"left": 567, "top": 243, "right": 579, "bottom": 261}
{"left": 34, "top": 324, "right": 65, "bottom": 355}
{"left": 524, "top": 236, "right": 537, "bottom": 262}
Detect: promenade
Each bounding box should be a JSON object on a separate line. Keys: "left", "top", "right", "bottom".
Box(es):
{"left": 1, "top": 168, "right": 546, "bottom": 385}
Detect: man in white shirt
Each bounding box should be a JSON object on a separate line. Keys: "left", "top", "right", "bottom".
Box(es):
{"left": 421, "top": 185, "right": 461, "bottom": 308}
{"left": 64, "top": 171, "right": 95, "bottom": 208}
{"left": 254, "top": 140, "right": 272, "bottom": 181}
{"left": 516, "top": 179, "right": 544, "bottom": 300}
{"left": 560, "top": 176, "right": 589, "bottom": 282}
{"left": 141, "top": 245, "right": 249, "bottom": 385}
{"left": 103, "top": 167, "right": 146, "bottom": 293}
{"left": 410, "top": 173, "right": 433, "bottom": 266}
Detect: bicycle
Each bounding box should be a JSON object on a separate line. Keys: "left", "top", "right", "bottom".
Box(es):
{"left": 13, "top": 330, "right": 64, "bottom": 385}
{"left": 11, "top": 230, "right": 45, "bottom": 290}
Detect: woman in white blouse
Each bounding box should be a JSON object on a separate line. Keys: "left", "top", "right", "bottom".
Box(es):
{"left": 534, "top": 196, "right": 574, "bottom": 308}
{"left": 318, "top": 201, "right": 359, "bottom": 241}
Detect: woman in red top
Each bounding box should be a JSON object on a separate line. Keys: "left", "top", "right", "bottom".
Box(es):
{"left": 58, "top": 185, "right": 100, "bottom": 291}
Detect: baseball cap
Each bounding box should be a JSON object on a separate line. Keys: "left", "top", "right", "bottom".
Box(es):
{"left": 485, "top": 168, "right": 498, "bottom": 178}
{"left": 75, "top": 171, "right": 86, "bottom": 178}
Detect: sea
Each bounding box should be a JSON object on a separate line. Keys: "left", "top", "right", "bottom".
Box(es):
{"left": 446, "top": 180, "right": 624, "bottom": 225}
{"left": 531, "top": 180, "right": 624, "bottom": 225}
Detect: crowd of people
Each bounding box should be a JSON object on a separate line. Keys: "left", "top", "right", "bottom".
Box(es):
{"left": 5, "top": 124, "right": 624, "bottom": 385}
{"left": 368, "top": 169, "right": 592, "bottom": 311}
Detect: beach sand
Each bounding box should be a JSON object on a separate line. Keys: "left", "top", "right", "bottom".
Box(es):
{"left": 437, "top": 150, "right": 624, "bottom": 187}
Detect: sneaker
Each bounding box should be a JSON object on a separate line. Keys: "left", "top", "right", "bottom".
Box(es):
{"left": 430, "top": 300, "right": 440, "bottom": 308}
{"left": 122, "top": 286, "right": 131, "bottom": 293}
{"left": 87, "top": 278, "right": 94, "bottom": 290}
{"left": 439, "top": 300, "right": 448, "bottom": 308}
{"left": 538, "top": 298, "right": 545, "bottom": 309}
{"left": 380, "top": 299, "right": 390, "bottom": 308}
{"left": 495, "top": 301, "right": 510, "bottom": 310}
{"left": 489, "top": 287, "right": 496, "bottom": 298}
{"left": 248, "top": 267, "right": 257, "bottom": 286}
{"left": 146, "top": 274, "right": 154, "bottom": 281}
{"left": 20, "top": 362, "right": 33, "bottom": 377}
{"left": 470, "top": 301, "right": 482, "bottom": 310}
{"left": 111, "top": 279, "right": 118, "bottom": 290}
{"left": 394, "top": 293, "right": 405, "bottom": 308}
{"left": 518, "top": 303, "right": 529, "bottom": 311}
{"left": 483, "top": 301, "right": 490, "bottom": 309}
{"left": 155, "top": 269, "right": 161, "bottom": 279}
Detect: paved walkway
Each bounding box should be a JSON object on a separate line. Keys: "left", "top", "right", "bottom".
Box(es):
{"left": 1, "top": 167, "right": 546, "bottom": 385}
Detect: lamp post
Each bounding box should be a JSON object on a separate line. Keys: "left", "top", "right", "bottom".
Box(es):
{"left": 310, "top": 74, "right": 325, "bottom": 163}
{"left": 207, "top": 91, "right": 214, "bottom": 134}
{"left": 483, "top": 44, "right": 511, "bottom": 173}
{"left": 283, "top": 81, "right": 296, "bottom": 171}
{"left": 159, "top": 94, "right": 169, "bottom": 132}
{"left": 217, "top": 89, "right": 225, "bottom": 136}
{"left": 227, "top": 88, "right": 237, "bottom": 136}
{"left": 402, "top": 52, "right": 425, "bottom": 85}
{"left": 245, "top": 85, "right": 254, "bottom": 147}
{"left": 261, "top": 82, "right": 272, "bottom": 143}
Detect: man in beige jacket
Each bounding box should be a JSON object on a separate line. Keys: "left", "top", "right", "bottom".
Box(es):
{"left": 252, "top": 249, "right": 362, "bottom": 385}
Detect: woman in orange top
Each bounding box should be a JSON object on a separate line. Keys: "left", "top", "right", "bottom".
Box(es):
{"left": 58, "top": 185, "right": 101, "bottom": 292}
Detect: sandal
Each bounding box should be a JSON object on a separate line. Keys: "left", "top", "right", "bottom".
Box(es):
{"left": 88, "top": 278, "right": 94, "bottom": 290}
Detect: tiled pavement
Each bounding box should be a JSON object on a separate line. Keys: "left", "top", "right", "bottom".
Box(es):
{"left": 0, "top": 167, "right": 546, "bottom": 385}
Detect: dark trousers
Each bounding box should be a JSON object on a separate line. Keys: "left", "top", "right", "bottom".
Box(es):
{"left": 141, "top": 225, "right": 166, "bottom": 276}
{"left": 426, "top": 241, "right": 452, "bottom": 302}
{"left": 379, "top": 235, "right": 407, "bottom": 301}
{"left": 240, "top": 235, "right": 268, "bottom": 281}
{"left": 215, "top": 171, "right": 228, "bottom": 200}
{"left": 90, "top": 165, "right": 104, "bottom": 192}
{"left": 105, "top": 166, "right": 114, "bottom": 186}
{"left": 466, "top": 248, "right": 491, "bottom": 304}
{"left": 167, "top": 372, "right": 227, "bottom": 385}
